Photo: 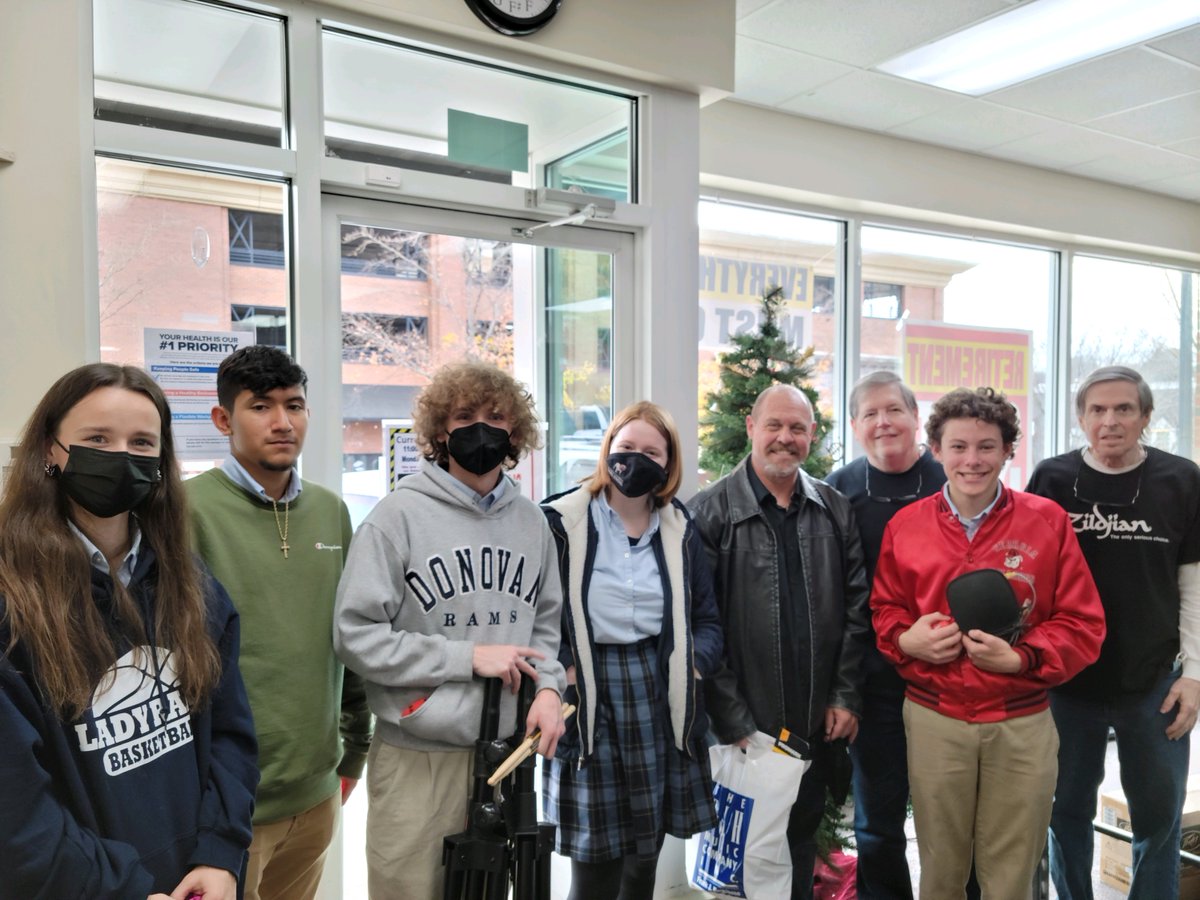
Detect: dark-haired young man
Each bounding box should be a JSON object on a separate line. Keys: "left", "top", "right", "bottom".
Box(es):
{"left": 186, "top": 344, "right": 372, "bottom": 900}
{"left": 872, "top": 386, "right": 1104, "bottom": 899}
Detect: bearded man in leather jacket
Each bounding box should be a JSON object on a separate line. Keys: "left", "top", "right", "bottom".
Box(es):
{"left": 689, "top": 384, "right": 871, "bottom": 900}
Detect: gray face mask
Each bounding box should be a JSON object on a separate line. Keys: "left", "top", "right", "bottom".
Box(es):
{"left": 53, "top": 441, "right": 161, "bottom": 518}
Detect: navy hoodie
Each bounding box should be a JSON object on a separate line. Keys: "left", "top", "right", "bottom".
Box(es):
{"left": 0, "top": 547, "right": 258, "bottom": 899}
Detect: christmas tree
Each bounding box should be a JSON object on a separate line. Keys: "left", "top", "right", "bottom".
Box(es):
{"left": 699, "top": 285, "right": 832, "bottom": 478}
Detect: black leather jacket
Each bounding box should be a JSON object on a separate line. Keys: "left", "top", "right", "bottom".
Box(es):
{"left": 688, "top": 457, "right": 871, "bottom": 744}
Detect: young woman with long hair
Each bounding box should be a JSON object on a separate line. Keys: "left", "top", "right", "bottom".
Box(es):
{"left": 0, "top": 363, "right": 258, "bottom": 899}
{"left": 541, "top": 401, "right": 723, "bottom": 900}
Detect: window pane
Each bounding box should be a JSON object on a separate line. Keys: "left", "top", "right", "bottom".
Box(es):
{"left": 698, "top": 200, "right": 842, "bottom": 476}
{"left": 545, "top": 249, "right": 613, "bottom": 495}
{"left": 545, "top": 131, "right": 631, "bottom": 201}
{"left": 96, "top": 157, "right": 290, "bottom": 469}
{"left": 860, "top": 226, "right": 1057, "bottom": 486}
{"left": 338, "top": 225, "right": 520, "bottom": 524}
{"left": 1071, "top": 257, "right": 1199, "bottom": 460}
{"left": 94, "top": 0, "right": 285, "bottom": 146}
{"left": 322, "top": 29, "right": 635, "bottom": 199}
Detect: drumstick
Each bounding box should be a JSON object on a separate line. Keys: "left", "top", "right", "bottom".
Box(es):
{"left": 487, "top": 702, "right": 576, "bottom": 786}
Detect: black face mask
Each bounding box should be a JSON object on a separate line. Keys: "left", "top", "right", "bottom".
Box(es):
{"left": 447, "top": 422, "right": 511, "bottom": 476}
{"left": 55, "top": 442, "right": 161, "bottom": 518}
{"left": 607, "top": 451, "right": 668, "bottom": 499}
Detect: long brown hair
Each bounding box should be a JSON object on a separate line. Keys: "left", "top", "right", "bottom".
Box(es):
{"left": 0, "top": 364, "right": 220, "bottom": 719}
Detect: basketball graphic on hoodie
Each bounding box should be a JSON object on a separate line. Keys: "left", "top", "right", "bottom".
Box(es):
{"left": 74, "top": 647, "right": 194, "bottom": 776}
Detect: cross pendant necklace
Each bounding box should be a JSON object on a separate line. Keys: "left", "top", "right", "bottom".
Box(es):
{"left": 271, "top": 497, "right": 290, "bottom": 559}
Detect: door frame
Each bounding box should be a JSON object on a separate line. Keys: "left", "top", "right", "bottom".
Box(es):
{"left": 307, "top": 194, "right": 637, "bottom": 497}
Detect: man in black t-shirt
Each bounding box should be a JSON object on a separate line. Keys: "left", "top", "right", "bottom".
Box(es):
{"left": 826, "top": 371, "right": 944, "bottom": 900}
{"left": 1027, "top": 365, "right": 1200, "bottom": 900}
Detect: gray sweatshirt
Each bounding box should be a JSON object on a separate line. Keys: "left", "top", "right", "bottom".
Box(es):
{"left": 334, "top": 461, "right": 566, "bottom": 751}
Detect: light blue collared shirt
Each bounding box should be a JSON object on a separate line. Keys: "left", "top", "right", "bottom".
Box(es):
{"left": 70, "top": 520, "right": 143, "bottom": 587}
{"left": 942, "top": 482, "right": 1003, "bottom": 541}
{"left": 587, "top": 492, "right": 663, "bottom": 644}
{"left": 442, "top": 468, "right": 508, "bottom": 511}
{"left": 221, "top": 455, "right": 302, "bottom": 503}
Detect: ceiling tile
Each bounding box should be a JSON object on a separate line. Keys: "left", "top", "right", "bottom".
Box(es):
{"left": 989, "top": 48, "right": 1200, "bottom": 123}
{"left": 738, "top": 0, "right": 1012, "bottom": 68}
{"left": 1149, "top": 24, "right": 1200, "bottom": 67}
{"left": 1166, "top": 136, "right": 1200, "bottom": 159}
{"left": 1087, "top": 92, "right": 1200, "bottom": 146}
{"left": 777, "top": 70, "right": 961, "bottom": 130}
{"left": 737, "top": 0, "right": 778, "bottom": 17}
{"left": 1065, "top": 146, "right": 1200, "bottom": 186}
{"left": 888, "top": 101, "right": 1056, "bottom": 151}
{"left": 983, "top": 124, "right": 1146, "bottom": 169}
{"left": 735, "top": 37, "right": 855, "bottom": 106}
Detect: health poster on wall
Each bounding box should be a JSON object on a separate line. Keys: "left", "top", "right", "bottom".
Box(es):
{"left": 902, "top": 320, "right": 1033, "bottom": 489}
{"left": 144, "top": 328, "right": 251, "bottom": 459}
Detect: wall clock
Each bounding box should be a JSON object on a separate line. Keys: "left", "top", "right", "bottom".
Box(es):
{"left": 464, "top": 0, "right": 562, "bottom": 37}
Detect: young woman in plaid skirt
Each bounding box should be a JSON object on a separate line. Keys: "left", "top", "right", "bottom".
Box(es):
{"left": 542, "top": 401, "right": 724, "bottom": 900}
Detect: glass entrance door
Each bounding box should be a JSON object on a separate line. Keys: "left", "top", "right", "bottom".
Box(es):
{"left": 321, "top": 197, "right": 633, "bottom": 527}
{"left": 319, "top": 195, "right": 632, "bottom": 898}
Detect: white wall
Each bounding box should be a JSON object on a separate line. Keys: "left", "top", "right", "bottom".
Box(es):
{"left": 321, "top": 0, "right": 736, "bottom": 98}
{"left": 0, "top": 0, "right": 98, "bottom": 445}
{"left": 700, "top": 100, "right": 1200, "bottom": 263}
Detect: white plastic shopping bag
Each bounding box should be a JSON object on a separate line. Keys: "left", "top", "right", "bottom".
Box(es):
{"left": 688, "top": 731, "right": 811, "bottom": 898}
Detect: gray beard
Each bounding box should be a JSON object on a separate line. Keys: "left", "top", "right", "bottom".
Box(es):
{"left": 761, "top": 458, "right": 801, "bottom": 480}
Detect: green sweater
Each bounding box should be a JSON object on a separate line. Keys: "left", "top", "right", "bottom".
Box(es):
{"left": 186, "top": 468, "right": 371, "bottom": 824}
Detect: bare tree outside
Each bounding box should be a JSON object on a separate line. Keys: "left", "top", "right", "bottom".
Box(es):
{"left": 1069, "top": 262, "right": 1194, "bottom": 454}
{"left": 340, "top": 224, "right": 514, "bottom": 377}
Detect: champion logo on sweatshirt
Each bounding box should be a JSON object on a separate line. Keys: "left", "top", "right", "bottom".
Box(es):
{"left": 73, "top": 647, "right": 194, "bottom": 776}
{"left": 405, "top": 544, "right": 540, "bottom": 614}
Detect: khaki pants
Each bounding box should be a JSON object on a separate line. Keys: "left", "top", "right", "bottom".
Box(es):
{"left": 905, "top": 700, "right": 1058, "bottom": 900}
{"left": 245, "top": 792, "right": 340, "bottom": 900}
{"left": 366, "top": 740, "right": 472, "bottom": 900}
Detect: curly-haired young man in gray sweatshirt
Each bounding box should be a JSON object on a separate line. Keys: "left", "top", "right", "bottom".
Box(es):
{"left": 335, "top": 361, "right": 566, "bottom": 899}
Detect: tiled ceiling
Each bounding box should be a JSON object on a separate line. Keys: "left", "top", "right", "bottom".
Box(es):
{"left": 734, "top": 0, "right": 1200, "bottom": 201}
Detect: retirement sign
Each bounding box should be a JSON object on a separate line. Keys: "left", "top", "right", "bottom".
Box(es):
{"left": 903, "top": 321, "right": 1033, "bottom": 488}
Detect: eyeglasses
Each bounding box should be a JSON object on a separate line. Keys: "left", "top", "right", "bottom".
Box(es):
{"left": 1072, "top": 457, "right": 1143, "bottom": 508}
{"left": 865, "top": 465, "right": 923, "bottom": 504}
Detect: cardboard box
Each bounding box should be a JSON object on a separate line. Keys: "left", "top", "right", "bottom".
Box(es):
{"left": 1099, "top": 835, "right": 1200, "bottom": 898}
{"left": 1098, "top": 835, "right": 1132, "bottom": 894}
{"left": 1098, "top": 779, "right": 1200, "bottom": 897}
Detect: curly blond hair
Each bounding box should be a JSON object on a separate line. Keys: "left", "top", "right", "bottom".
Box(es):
{"left": 413, "top": 361, "right": 542, "bottom": 469}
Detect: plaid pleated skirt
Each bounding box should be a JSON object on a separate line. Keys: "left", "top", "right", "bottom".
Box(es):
{"left": 543, "top": 638, "right": 717, "bottom": 863}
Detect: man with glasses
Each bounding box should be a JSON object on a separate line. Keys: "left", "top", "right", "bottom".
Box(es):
{"left": 1027, "top": 365, "right": 1200, "bottom": 900}
{"left": 825, "top": 371, "right": 945, "bottom": 900}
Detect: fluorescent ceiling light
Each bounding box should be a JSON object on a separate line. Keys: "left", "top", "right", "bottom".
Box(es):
{"left": 877, "top": 0, "right": 1200, "bottom": 96}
